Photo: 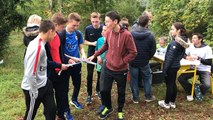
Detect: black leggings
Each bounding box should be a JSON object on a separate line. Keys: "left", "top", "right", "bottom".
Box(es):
{"left": 164, "top": 68, "right": 179, "bottom": 104}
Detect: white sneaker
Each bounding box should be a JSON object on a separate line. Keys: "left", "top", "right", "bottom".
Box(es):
{"left": 158, "top": 100, "right": 170, "bottom": 109}
{"left": 169, "top": 102, "right": 176, "bottom": 108}
{"left": 187, "top": 95, "right": 194, "bottom": 102}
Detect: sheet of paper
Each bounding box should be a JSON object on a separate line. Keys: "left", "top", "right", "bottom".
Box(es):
{"left": 153, "top": 55, "right": 201, "bottom": 66}
{"left": 64, "top": 54, "right": 96, "bottom": 65}
{"left": 65, "top": 62, "right": 81, "bottom": 67}
{"left": 81, "top": 59, "right": 96, "bottom": 65}
{"left": 154, "top": 54, "right": 165, "bottom": 61}
{"left": 180, "top": 59, "right": 200, "bottom": 66}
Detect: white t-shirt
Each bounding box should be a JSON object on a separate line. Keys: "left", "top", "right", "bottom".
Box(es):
{"left": 185, "top": 43, "right": 213, "bottom": 72}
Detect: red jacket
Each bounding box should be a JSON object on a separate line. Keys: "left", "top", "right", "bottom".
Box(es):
{"left": 94, "top": 27, "right": 137, "bottom": 71}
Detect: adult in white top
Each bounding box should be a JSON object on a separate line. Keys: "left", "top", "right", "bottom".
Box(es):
{"left": 178, "top": 33, "right": 212, "bottom": 98}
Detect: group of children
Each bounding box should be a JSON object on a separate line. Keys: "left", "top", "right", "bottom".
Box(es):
{"left": 21, "top": 10, "right": 212, "bottom": 120}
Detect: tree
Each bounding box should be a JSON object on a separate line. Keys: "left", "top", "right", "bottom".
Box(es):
{"left": 112, "top": 0, "right": 142, "bottom": 24}
{"left": 148, "top": 0, "right": 213, "bottom": 46}
{"left": 17, "top": 0, "right": 51, "bottom": 20}
{"left": 0, "top": 0, "right": 25, "bottom": 58}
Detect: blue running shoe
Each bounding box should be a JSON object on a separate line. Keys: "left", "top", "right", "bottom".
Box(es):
{"left": 65, "top": 111, "right": 74, "bottom": 120}
{"left": 96, "top": 105, "right": 105, "bottom": 115}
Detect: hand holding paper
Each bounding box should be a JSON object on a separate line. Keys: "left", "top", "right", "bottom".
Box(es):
{"left": 87, "top": 55, "right": 95, "bottom": 62}
{"left": 61, "top": 64, "right": 69, "bottom": 70}
{"left": 65, "top": 54, "right": 96, "bottom": 65}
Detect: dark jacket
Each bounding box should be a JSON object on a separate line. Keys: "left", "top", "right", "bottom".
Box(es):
{"left": 23, "top": 26, "right": 39, "bottom": 57}
{"left": 23, "top": 26, "right": 39, "bottom": 47}
{"left": 129, "top": 26, "right": 156, "bottom": 67}
{"left": 94, "top": 27, "right": 137, "bottom": 71}
{"left": 163, "top": 37, "right": 187, "bottom": 76}
{"left": 45, "top": 33, "right": 65, "bottom": 79}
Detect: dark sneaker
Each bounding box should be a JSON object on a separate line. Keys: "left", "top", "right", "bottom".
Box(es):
{"left": 99, "top": 107, "right": 113, "bottom": 119}
{"left": 96, "top": 105, "right": 105, "bottom": 115}
{"left": 70, "top": 100, "right": 83, "bottom": 109}
{"left": 56, "top": 115, "right": 66, "bottom": 120}
{"left": 131, "top": 97, "right": 139, "bottom": 104}
{"left": 145, "top": 95, "right": 156, "bottom": 102}
{"left": 86, "top": 95, "right": 92, "bottom": 105}
{"left": 96, "top": 91, "right": 102, "bottom": 100}
{"left": 118, "top": 112, "right": 124, "bottom": 120}
{"left": 65, "top": 111, "right": 74, "bottom": 120}
{"left": 194, "top": 84, "right": 203, "bottom": 101}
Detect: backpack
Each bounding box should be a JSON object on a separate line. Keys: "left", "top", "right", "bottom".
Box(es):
{"left": 61, "top": 29, "right": 81, "bottom": 46}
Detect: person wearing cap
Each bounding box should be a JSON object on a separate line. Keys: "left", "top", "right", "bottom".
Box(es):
{"left": 23, "top": 14, "right": 42, "bottom": 47}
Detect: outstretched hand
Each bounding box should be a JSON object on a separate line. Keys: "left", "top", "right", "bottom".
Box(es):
{"left": 87, "top": 55, "right": 95, "bottom": 61}
{"left": 97, "top": 56, "right": 102, "bottom": 65}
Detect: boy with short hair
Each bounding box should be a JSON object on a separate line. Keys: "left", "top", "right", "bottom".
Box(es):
{"left": 45, "top": 13, "right": 72, "bottom": 120}
{"left": 84, "top": 12, "right": 103, "bottom": 104}
{"left": 88, "top": 11, "right": 137, "bottom": 120}
{"left": 59, "top": 12, "right": 86, "bottom": 111}
{"left": 21, "top": 20, "right": 56, "bottom": 120}
{"left": 178, "top": 33, "right": 213, "bottom": 101}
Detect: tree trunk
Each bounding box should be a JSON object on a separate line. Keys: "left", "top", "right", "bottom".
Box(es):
{"left": 59, "top": 0, "right": 62, "bottom": 13}
{"left": 49, "top": 0, "right": 53, "bottom": 15}
{"left": 93, "top": 0, "right": 97, "bottom": 11}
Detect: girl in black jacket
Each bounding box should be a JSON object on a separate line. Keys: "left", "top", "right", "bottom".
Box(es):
{"left": 158, "top": 22, "right": 189, "bottom": 109}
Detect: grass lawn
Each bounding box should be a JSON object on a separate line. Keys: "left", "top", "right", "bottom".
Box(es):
{"left": 0, "top": 31, "right": 213, "bottom": 120}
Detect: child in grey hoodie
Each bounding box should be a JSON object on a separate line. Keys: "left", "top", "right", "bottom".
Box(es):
{"left": 21, "top": 20, "right": 56, "bottom": 120}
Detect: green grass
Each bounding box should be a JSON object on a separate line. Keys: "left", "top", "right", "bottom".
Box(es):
{"left": 0, "top": 31, "right": 213, "bottom": 120}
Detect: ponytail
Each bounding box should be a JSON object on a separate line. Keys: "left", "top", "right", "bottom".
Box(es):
{"left": 173, "top": 22, "right": 188, "bottom": 41}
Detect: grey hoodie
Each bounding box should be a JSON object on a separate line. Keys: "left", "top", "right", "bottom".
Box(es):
{"left": 21, "top": 36, "right": 47, "bottom": 92}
